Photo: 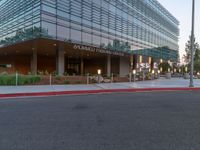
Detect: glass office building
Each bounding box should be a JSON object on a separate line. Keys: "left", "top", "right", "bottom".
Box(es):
{"left": 0, "top": 0, "right": 179, "bottom": 76}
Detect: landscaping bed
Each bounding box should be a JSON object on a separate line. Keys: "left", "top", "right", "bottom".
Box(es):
{"left": 0, "top": 75, "right": 41, "bottom": 85}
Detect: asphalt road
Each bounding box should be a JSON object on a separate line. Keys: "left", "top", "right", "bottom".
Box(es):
{"left": 1, "top": 91, "right": 200, "bottom": 150}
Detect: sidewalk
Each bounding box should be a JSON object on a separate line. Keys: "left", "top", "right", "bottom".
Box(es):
{"left": 0, "top": 78, "right": 200, "bottom": 98}
{"left": 0, "top": 78, "right": 200, "bottom": 95}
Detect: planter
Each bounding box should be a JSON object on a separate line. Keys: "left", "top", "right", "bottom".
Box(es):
{"left": 165, "top": 73, "right": 171, "bottom": 79}
{"left": 183, "top": 73, "right": 190, "bottom": 79}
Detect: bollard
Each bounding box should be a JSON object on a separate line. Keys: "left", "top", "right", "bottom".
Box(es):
{"left": 86, "top": 73, "right": 89, "bottom": 85}
{"left": 133, "top": 74, "right": 136, "bottom": 82}
{"left": 49, "top": 74, "right": 52, "bottom": 85}
{"left": 15, "top": 72, "right": 18, "bottom": 86}
{"left": 98, "top": 74, "right": 100, "bottom": 84}
{"left": 143, "top": 71, "right": 145, "bottom": 81}
{"left": 111, "top": 73, "right": 113, "bottom": 83}
{"left": 129, "top": 72, "right": 132, "bottom": 83}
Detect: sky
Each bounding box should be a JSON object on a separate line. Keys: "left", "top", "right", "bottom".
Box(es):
{"left": 158, "top": 0, "right": 200, "bottom": 62}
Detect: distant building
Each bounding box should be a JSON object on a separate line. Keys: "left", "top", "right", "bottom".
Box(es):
{"left": 0, "top": 0, "right": 179, "bottom": 76}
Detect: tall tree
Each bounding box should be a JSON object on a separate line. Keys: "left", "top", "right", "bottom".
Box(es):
{"left": 194, "top": 48, "right": 200, "bottom": 72}
{"left": 183, "top": 36, "right": 199, "bottom": 64}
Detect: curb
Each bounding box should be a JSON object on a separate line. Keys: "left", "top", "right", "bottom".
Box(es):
{"left": 0, "top": 87, "right": 200, "bottom": 99}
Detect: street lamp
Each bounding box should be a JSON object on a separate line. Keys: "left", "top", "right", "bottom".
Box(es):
{"left": 190, "top": 0, "right": 195, "bottom": 87}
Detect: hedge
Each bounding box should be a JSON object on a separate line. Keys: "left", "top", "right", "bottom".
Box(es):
{"left": 0, "top": 75, "right": 41, "bottom": 85}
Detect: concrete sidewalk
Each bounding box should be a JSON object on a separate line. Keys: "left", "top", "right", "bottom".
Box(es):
{"left": 0, "top": 78, "right": 200, "bottom": 95}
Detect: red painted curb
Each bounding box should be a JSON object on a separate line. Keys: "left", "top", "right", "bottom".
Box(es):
{"left": 0, "top": 87, "right": 200, "bottom": 99}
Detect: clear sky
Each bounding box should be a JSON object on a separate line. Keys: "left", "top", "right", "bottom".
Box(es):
{"left": 158, "top": 0, "right": 200, "bottom": 62}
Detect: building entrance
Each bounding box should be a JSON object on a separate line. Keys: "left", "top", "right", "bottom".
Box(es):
{"left": 65, "top": 58, "right": 81, "bottom": 75}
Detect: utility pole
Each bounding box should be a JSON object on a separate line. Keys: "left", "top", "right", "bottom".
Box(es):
{"left": 190, "top": 0, "right": 195, "bottom": 87}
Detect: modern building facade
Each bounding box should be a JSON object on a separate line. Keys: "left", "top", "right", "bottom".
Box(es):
{"left": 0, "top": 0, "right": 179, "bottom": 76}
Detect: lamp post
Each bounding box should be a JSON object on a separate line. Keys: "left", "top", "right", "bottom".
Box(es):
{"left": 185, "top": 66, "right": 188, "bottom": 73}
{"left": 190, "top": 0, "right": 195, "bottom": 87}
{"left": 168, "top": 68, "right": 170, "bottom": 73}
{"left": 133, "top": 69, "right": 136, "bottom": 82}
{"left": 151, "top": 70, "right": 155, "bottom": 80}
{"left": 97, "top": 69, "right": 101, "bottom": 84}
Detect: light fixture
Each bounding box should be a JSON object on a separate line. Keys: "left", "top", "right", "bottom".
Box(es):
{"left": 160, "top": 67, "right": 163, "bottom": 72}
{"left": 168, "top": 68, "right": 170, "bottom": 73}
{"left": 97, "top": 69, "right": 101, "bottom": 75}
{"left": 149, "top": 68, "right": 151, "bottom": 73}
{"left": 148, "top": 57, "right": 152, "bottom": 64}
{"left": 160, "top": 59, "right": 163, "bottom": 63}
{"left": 174, "top": 69, "right": 177, "bottom": 73}
{"left": 152, "top": 70, "right": 155, "bottom": 74}
{"left": 158, "top": 70, "right": 161, "bottom": 74}
{"left": 185, "top": 67, "right": 188, "bottom": 73}
{"left": 139, "top": 55, "right": 143, "bottom": 63}
{"left": 133, "top": 69, "right": 136, "bottom": 75}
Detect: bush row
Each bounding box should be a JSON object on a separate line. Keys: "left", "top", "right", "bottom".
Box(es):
{"left": 0, "top": 75, "right": 41, "bottom": 85}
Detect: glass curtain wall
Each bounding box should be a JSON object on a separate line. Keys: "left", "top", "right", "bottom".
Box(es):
{"left": 0, "top": 0, "right": 179, "bottom": 61}
{"left": 40, "top": 0, "right": 179, "bottom": 60}
{"left": 0, "top": 0, "right": 41, "bottom": 47}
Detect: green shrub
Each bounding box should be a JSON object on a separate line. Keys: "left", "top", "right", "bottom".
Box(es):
{"left": 75, "top": 81, "right": 82, "bottom": 84}
{"left": 55, "top": 75, "right": 62, "bottom": 80}
{"left": 64, "top": 80, "right": 70, "bottom": 84}
{"left": 0, "top": 75, "right": 41, "bottom": 85}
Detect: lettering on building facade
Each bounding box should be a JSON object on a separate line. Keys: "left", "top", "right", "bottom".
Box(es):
{"left": 73, "top": 44, "right": 125, "bottom": 57}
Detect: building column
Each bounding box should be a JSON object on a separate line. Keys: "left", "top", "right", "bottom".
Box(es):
{"left": 31, "top": 48, "right": 37, "bottom": 75}
{"left": 130, "top": 54, "right": 133, "bottom": 72}
{"left": 56, "top": 44, "right": 65, "bottom": 76}
{"left": 107, "top": 55, "right": 111, "bottom": 77}
{"left": 150, "top": 58, "right": 154, "bottom": 71}
{"left": 81, "top": 57, "right": 84, "bottom": 75}
{"left": 133, "top": 54, "right": 137, "bottom": 70}
{"left": 119, "top": 56, "right": 130, "bottom": 77}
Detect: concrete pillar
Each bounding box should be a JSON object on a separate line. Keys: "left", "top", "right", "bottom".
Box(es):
{"left": 133, "top": 54, "right": 137, "bottom": 70}
{"left": 81, "top": 57, "right": 84, "bottom": 75}
{"left": 107, "top": 55, "right": 111, "bottom": 77}
{"left": 31, "top": 48, "right": 37, "bottom": 75}
{"left": 56, "top": 44, "right": 65, "bottom": 76}
{"left": 119, "top": 56, "right": 130, "bottom": 77}
{"left": 130, "top": 54, "right": 133, "bottom": 72}
{"left": 151, "top": 58, "right": 154, "bottom": 71}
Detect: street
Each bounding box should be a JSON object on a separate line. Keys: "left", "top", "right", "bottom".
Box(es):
{"left": 0, "top": 92, "right": 200, "bottom": 150}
